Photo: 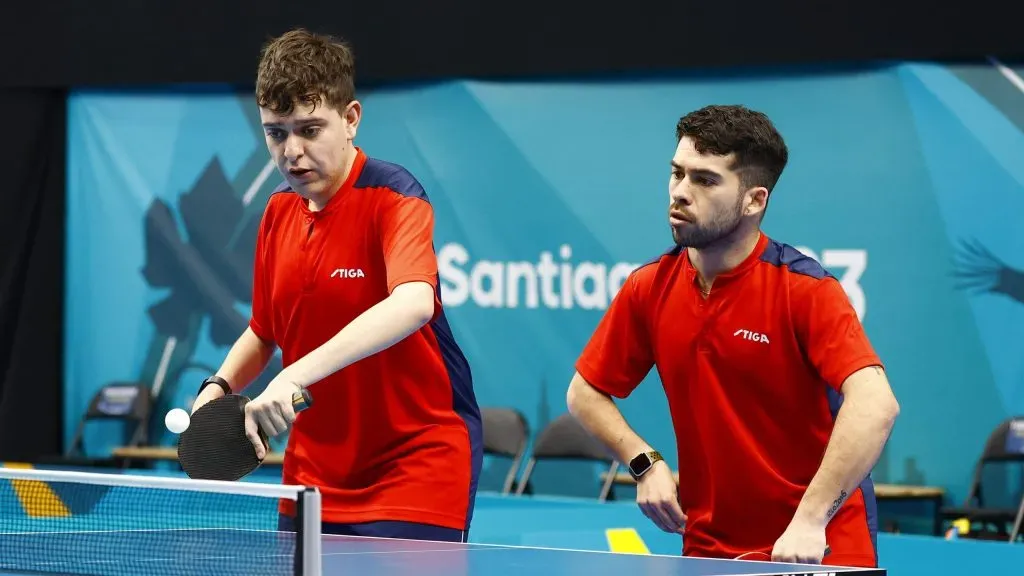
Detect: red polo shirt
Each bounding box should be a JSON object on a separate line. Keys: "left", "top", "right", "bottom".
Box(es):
{"left": 575, "top": 232, "right": 881, "bottom": 567}
{"left": 249, "top": 148, "right": 482, "bottom": 530}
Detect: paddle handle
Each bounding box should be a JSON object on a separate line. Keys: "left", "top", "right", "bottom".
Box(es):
{"left": 292, "top": 388, "right": 313, "bottom": 412}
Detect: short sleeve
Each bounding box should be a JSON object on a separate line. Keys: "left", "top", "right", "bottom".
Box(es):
{"left": 248, "top": 205, "right": 275, "bottom": 345}
{"left": 574, "top": 271, "right": 655, "bottom": 398}
{"left": 795, "top": 276, "right": 882, "bottom": 391}
{"left": 379, "top": 194, "right": 441, "bottom": 309}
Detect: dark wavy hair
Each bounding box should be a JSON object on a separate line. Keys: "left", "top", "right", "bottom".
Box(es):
{"left": 675, "top": 104, "right": 789, "bottom": 194}
{"left": 256, "top": 28, "right": 356, "bottom": 115}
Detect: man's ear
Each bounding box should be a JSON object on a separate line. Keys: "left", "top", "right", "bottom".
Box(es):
{"left": 343, "top": 100, "right": 362, "bottom": 139}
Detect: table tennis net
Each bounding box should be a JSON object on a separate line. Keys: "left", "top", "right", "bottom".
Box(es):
{"left": 0, "top": 467, "right": 321, "bottom": 576}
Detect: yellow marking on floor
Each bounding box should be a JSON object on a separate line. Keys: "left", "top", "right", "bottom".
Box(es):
{"left": 3, "top": 462, "right": 70, "bottom": 517}
{"left": 605, "top": 527, "right": 650, "bottom": 554}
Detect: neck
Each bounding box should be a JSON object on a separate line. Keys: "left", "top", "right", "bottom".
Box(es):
{"left": 307, "top": 146, "right": 358, "bottom": 212}
{"left": 687, "top": 226, "right": 761, "bottom": 289}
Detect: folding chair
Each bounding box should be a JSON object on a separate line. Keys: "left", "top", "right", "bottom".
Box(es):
{"left": 514, "top": 413, "right": 620, "bottom": 501}
{"left": 481, "top": 407, "right": 529, "bottom": 494}
{"left": 63, "top": 383, "right": 152, "bottom": 466}
{"left": 940, "top": 416, "right": 1024, "bottom": 542}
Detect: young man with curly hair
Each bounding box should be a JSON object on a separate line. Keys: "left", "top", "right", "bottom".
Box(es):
{"left": 567, "top": 105, "right": 900, "bottom": 568}
{"left": 191, "top": 28, "right": 482, "bottom": 543}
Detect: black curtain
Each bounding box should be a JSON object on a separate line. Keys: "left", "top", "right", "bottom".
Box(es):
{"left": 0, "top": 88, "right": 67, "bottom": 461}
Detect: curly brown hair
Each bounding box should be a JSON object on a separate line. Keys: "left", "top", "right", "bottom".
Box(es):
{"left": 256, "top": 28, "right": 356, "bottom": 116}
{"left": 676, "top": 105, "right": 789, "bottom": 194}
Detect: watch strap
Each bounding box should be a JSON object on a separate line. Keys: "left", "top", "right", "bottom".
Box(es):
{"left": 198, "top": 375, "right": 231, "bottom": 396}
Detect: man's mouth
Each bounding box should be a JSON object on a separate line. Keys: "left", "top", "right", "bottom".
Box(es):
{"left": 669, "top": 210, "right": 693, "bottom": 225}
{"left": 289, "top": 168, "right": 314, "bottom": 179}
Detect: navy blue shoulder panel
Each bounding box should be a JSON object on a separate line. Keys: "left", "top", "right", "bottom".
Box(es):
{"left": 355, "top": 157, "right": 429, "bottom": 202}
{"left": 760, "top": 238, "right": 833, "bottom": 280}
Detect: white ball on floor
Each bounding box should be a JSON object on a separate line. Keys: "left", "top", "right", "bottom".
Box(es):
{"left": 165, "top": 408, "right": 190, "bottom": 434}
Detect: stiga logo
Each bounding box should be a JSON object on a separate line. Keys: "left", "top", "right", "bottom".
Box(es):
{"left": 331, "top": 268, "right": 365, "bottom": 278}
{"left": 734, "top": 329, "right": 769, "bottom": 344}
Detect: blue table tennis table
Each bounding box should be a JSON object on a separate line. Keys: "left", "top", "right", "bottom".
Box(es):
{"left": 317, "top": 533, "right": 887, "bottom": 576}
{"left": 0, "top": 528, "right": 885, "bottom": 576}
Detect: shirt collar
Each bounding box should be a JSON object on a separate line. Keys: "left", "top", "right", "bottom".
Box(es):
{"left": 684, "top": 231, "right": 768, "bottom": 289}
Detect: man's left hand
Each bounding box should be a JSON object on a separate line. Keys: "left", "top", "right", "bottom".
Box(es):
{"left": 247, "top": 377, "right": 303, "bottom": 439}
{"left": 771, "top": 516, "right": 828, "bottom": 564}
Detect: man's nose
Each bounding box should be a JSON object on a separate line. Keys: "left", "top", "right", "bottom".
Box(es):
{"left": 671, "top": 183, "right": 693, "bottom": 206}
{"left": 283, "top": 136, "right": 303, "bottom": 161}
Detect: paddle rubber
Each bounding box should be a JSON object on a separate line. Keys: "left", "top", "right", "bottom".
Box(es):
{"left": 177, "top": 389, "right": 312, "bottom": 481}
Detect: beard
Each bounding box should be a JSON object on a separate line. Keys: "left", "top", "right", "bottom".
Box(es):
{"left": 670, "top": 195, "right": 745, "bottom": 249}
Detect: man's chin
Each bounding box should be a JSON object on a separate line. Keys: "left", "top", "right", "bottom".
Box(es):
{"left": 671, "top": 227, "right": 713, "bottom": 249}
{"left": 289, "top": 179, "right": 323, "bottom": 196}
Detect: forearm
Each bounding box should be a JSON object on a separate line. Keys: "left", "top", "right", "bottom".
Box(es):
{"left": 216, "top": 327, "right": 276, "bottom": 392}
{"left": 566, "top": 372, "right": 652, "bottom": 464}
{"left": 795, "top": 369, "right": 899, "bottom": 524}
{"left": 280, "top": 282, "right": 434, "bottom": 388}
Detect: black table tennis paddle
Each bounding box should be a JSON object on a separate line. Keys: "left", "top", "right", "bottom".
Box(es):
{"left": 177, "top": 389, "right": 312, "bottom": 481}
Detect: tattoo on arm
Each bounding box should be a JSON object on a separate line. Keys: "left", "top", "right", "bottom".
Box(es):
{"left": 826, "top": 490, "right": 849, "bottom": 520}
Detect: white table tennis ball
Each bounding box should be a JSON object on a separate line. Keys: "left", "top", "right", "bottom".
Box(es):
{"left": 165, "top": 408, "right": 190, "bottom": 434}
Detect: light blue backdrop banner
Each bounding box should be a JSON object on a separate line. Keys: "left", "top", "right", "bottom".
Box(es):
{"left": 66, "top": 62, "right": 1024, "bottom": 504}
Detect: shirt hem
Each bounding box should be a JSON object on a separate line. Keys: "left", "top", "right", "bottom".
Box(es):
{"left": 830, "top": 354, "right": 884, "bottom": 390}
{"left": 248, "top": 318, "right": 274, "bottom": 346}
{"left": 388, "top": 273, "right": 438, "bottom": 293}
{"left": 575, "top": 359, "right": 630, "bottom": 399}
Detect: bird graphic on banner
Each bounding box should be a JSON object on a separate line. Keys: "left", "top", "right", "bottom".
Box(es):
{"left": 139, "top": 155, "right": 284, "bottom": 448}
{"left": 952, "top": 238, "right": 1024, "bottom": 304}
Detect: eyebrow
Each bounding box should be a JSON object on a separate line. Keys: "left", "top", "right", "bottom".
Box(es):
{"left": 670, "top": 161, "right": 722, "bottom": 181}
{"left": 261, "top": 118, "right": 327, "bottom": 128}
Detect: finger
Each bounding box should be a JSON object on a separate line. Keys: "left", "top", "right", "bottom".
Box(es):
{"left": 639, "top": 502, "right": 673, "bottom": 533}
{"left": 664, "top": 499, "right": 688, "bottom": 532}
{"left": 263, "top": 407, "right": 289, "bottom": 436}
{"left": 772, "top": 551, "right": 794, "bottom": 563}
{"left": 251, "top": 402, "right": 287, "bottom": 437}
{"left": 771, "top": 543, "right": 792, "bottom": 563}
{"left": 280, "top": 398, "right": 297, "bottom": 424}
{"left": 651, "top": 501, "right": 684, "bottom": 533}
{"left": 244, "top": 411, "right": 266, "bottom": 460}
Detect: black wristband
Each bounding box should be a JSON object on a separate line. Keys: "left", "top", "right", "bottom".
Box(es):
{"left": 198, "top": 376, "right": 231, "bottom": 396}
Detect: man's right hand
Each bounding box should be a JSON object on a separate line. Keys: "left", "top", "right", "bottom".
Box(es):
{"left": 637, "top": 461, "right": 687, "bottom": 533}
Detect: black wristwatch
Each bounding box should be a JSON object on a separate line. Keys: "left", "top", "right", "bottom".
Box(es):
{"left": 628, "top": 450, "right": 664, "bottom": 480}
{"left": 197, "top": 375, "right": 231, "bottom": 396}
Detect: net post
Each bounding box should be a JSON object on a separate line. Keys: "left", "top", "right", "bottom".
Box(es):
{"left": 298, "top": 487, "right": 321, "bottom": 576}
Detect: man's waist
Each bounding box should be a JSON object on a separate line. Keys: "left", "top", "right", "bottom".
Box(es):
{"left": 682, "top": 496, "right": 871, "bottom": 558}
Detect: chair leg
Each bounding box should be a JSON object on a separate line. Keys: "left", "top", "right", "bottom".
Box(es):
{"left": 515, "top": 459, "right": 536, "bottom": 496}
{"left": 1010, "top": 493, "right": 1024, "bottom": 543}
{"left": 502, "top": 455, "right": 522, "bottom": 495}
{"left": 598, "top": 462, "right": 619, "bottom": 502}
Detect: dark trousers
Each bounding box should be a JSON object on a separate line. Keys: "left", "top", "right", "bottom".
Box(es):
{"left": 278, "top": 514, "right": 468, "bottom": 543}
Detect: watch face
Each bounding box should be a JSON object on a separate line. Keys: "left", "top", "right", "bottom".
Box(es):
{"left": 630, "top": 453, "right": 652, "bottom": 474}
